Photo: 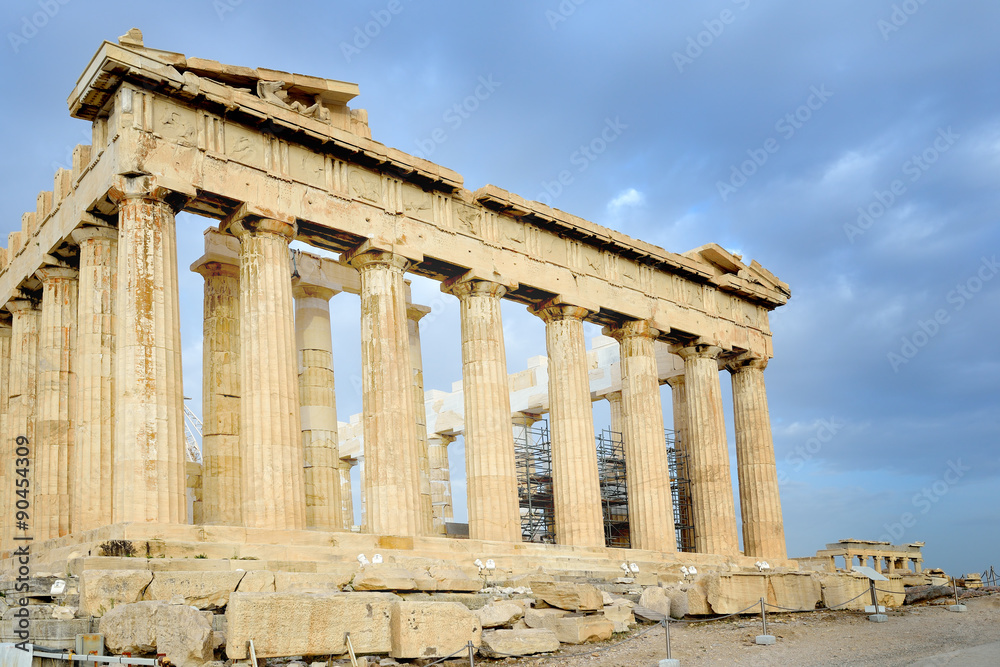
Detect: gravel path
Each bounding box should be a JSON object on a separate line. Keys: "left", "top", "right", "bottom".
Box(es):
{"left": 483, "top": 592, "right": 1000, "bottom": 667}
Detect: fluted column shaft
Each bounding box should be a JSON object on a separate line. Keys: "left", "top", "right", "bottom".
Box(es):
{"left": 294, "top": 283, "right": 343, "bottom": 531}
{"left": 194, "top": 260, "right": 242, "bottom": 526}
{"left": 445, "top": 278, "right": 520, "bottom": 542}
{"left": 4, "top": 300, "right": 40, "bottom": 550}
{"left": 406, "top": 300, "right": 434, "bottom": 536}
{"left": 35, "top": 267, "right": 78, "bottom": 541}
{"left": 728, "top": 357, "right": 786, "bottom": 560}
{"left": 233, "top": 217, "right": 306, "bottom": 530}
{"left": 0, "top": 320, "right": 12, "bottom": 550}
{"left": 666, "top": 375, "right": 696, "bottom": 551}
{"left": 338, "top": 459, "right": 355, "bottom": 528}
{"left": 110, "top": 181, "right": 186, "bottom": 524}
{"left": 609, "top": 321, "right": 676, "bottom": 553}
{"left": 348, "top": 249, "right": 422, "bottom": 537}
{"left": 427, "top": 434, "right": 455, "bottom": 534}
{"left": 533, "top": 304, "right": 603, "bottom": 547}
{"left": 71, "top": 226, "right": 117, "bottom": 533}
{"left": 606, "top": 391, "right": 624, "bottom": 436}
{"left": 677, "top": 344, "right": 738, "bottom": 556}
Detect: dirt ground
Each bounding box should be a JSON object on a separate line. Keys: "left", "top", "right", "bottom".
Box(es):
{"left": 482, "top": 591, "right": 1000, "bottom": 667}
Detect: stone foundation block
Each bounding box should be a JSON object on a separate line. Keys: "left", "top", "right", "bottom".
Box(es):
{"left": 389, "top": 600, "right": 482, "bottom": 659}
{"left": 226, "top": 592, "right": 397, "bottom": 659}
{"left": 79, "top": 570, "right": 154, "bottom": 617}
{"left": 273, "top": 572, "right": 351, "bottom": 593}
{"left": 353, "top": 567, "right": 416, "bottom": 591}
{"left": 479, "top": 628, "right": 560, "bottom": 657}
{"left": 143, "top": 571, "right": 245, "bottom": 610}
{"left": 531, "top": 581, "right": 603, "bottom": 611}
{"left": 552, "top": 615, "right": 614, "bottom": 644}
{"left": 99, "top": 601, "right": 213, "bottom": 667}
{"left": 476, "top": 601, "right": 524, "bottom": 628}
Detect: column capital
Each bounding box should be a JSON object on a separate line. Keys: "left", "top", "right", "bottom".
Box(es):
{"left": 35, "top": 266, "right": 79, "bottom": 283}
{"left": 604, "top": 390, "right": 622, "bottom": 401}
{"left": 6, "top": 297, "right": 39, "bottom": 313}
{"left": 345, "top": 248, "right": 411, "bottom": 273}
{"left": 224, "top": 206, "right": 297, "bottom": 241}
{"left": 192, "top": 260, "right": 240, "bottom": 280}
{"left": 725, "top": 353, "right": 769, "bottom": 373}
{"left": 604, "top": 319, "right": 659, "bottom": 342}
{"left": 428, "top": 432, "right": 458, "bottom": 446}
{"left": 292, "top": 280, "right": 340, "bottom": 301}
{"left": 107, "top": 174, "right": 195, "bottom": 211}
{"left": 406, "top": 303, "right": 432, "bottom": 322}
{"left": 530, "top": 300, "right": 591, "bottom": 323}
{"left": 441, "top": 276, "right": 509, "bottom": 300}
{"left": 665, "top": 374, "right": 685, "bottom": 389}
{"left": 674, "top": 343, "right": 723, "bottom": 361}
{"left": 70, "top": 224, "right": 117, "bottom": 245}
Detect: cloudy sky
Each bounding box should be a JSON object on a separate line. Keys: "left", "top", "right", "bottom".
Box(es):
{"left": 2, "top": 1, "right": 997, "bottom": 575}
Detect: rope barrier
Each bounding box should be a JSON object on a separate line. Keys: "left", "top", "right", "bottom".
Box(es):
{"left": 668, "top": 600, "right": 765, "bottom": 624}
{"left": 763, "top": 587, "right": 878, "bottom": 613}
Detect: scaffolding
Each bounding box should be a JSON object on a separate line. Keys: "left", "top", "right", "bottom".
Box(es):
{"left": 514, "top": 419, "right": 555, "bottom": 543}
{"left": 666, "top": 429, "right": 696, "bottom": 552}
{"left": 514, "top": 420, "right": 695, "bottom": 552}
{"left": 596, "top": 429, "right": 630, "bottom": 548}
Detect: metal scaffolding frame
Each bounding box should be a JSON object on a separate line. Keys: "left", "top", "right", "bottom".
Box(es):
{"left": 514, "top": 420, "right": 555, "bottom": 543}
{"left": 513, "top": 420, "right": 695, "bottom": 551}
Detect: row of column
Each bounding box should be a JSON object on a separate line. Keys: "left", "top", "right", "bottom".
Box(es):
{"left": 1, "top": 181, "right": 785, "bottom": 561}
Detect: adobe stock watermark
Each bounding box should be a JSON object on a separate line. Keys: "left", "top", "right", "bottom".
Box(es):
{"left": 844, "top": 127, "right": 958, "bottom": 243}
{"left": 340, "top": 0, "right": 412, "bottom": 63}
{"left": 717, "top": 84, "right": 833, "bottom": 202}
{"left": 213, "top": 0, "right": 244, "bottom": 21}
{"left": 535, "top": 117, "right": 628, "bottom": 207}
{"left": 776, "top": 417, "right": 844, "bottom": 484}
{"left": 7, "top": 0, "right": 72, "bottom": 54}
{"left": 545, "top": 0, "right": 588, "bottom": 30}
{"left": 887, "top": 255, "right": 998, "bottom": 372}
{"left": 673, "top": 0, "right": 752, "bottom": 74}
{"left": 11, "top": 435, "right": 33, "bottom": 652}
{"left": 880, "top": 459, "right": 969, "bottom": 542}
{"left": 412, "top": 75, "right": 502, "bottom": 160}
{"left": 877, "top": 0, "right": 932, "bottom": 41}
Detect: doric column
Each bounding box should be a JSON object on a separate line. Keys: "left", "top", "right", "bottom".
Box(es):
{"left": 0, "top": 318, "right": 12, "bottom": 549}
{"left": 666, "top": 374, "right": 696, "bottom": 551}
{"left": 346, "top": 248, "right": 422, "bottom": 537}
{"left": 676, "top": 344, "right": 739, "bottom": 556}
{"left": 34, "top": 266, "right": 78, "bottom": 541}
{"left": 606, "top": 391, "right": 624, "bottom": 435}
{"left": 109, "top": 178, "right": 187, "bottom": 525}
{"left": 914, "top": 558, "right": 923, "bottom": 574}
{"left": 228, "top": 212, "right": 306, "bottom": 531}
{"left": 427, "top": 433, "right": 456, "bottom": 534}
{"left": 608, "top": 321, "right": 676, "bottom": 553}
{"left": 71, "top": 225, "right": 117, "bottom": 533}
{"left": 531, "top": 303, "right": 603, "bottom": 548}
{"left": 338, "top": 459, "right": 355, "bottom": 528}
{"left": 293, "top": 282, "right": 343, "bottom": 531}
{"left": 727, "top": 355, "right": 787, "bottom": 560}
{"left": 193, "top": 260, "right": 242, "bottom": 526}
{"left": 358, "top": 456, "right": 367, "bottom": 531}
{"left": 444, "top": 277, "right": 521, "bottom": 542}
{"left": 4, "top": 299, "right": 40, "bottom": 550}
{"left": 406, "top": 298, "right": 434, "bottom": 536}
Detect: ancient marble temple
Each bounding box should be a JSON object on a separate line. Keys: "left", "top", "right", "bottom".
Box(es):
{"left": 0, "top": 30, "right": 791, "bottom": 565}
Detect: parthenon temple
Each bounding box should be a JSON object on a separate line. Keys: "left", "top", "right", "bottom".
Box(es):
{"left": 0, "top": 31, "right": 793, "bottom": 574}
